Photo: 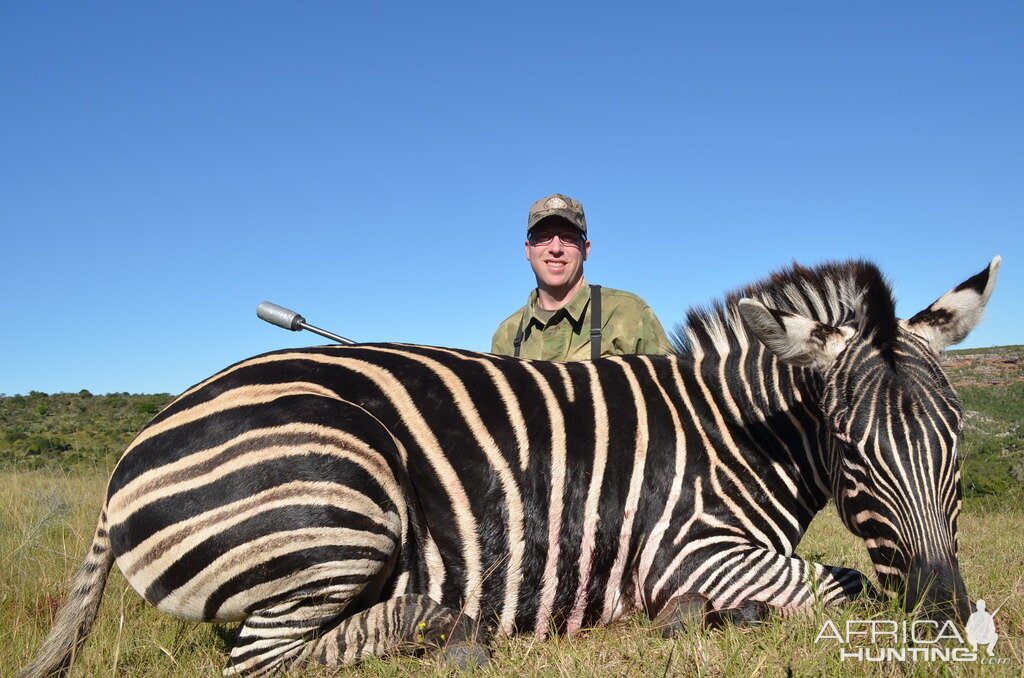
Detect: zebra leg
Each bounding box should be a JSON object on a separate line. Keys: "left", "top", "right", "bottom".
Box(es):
{"left": 224, "top": 528, "right": 404, "bottom": 678}
{"left": 650, "top": 549, "right": 867, "bottom": 634}
{"left": 296, "top": 594, "right": 489, "bottom": 670}
{"left": 704, "top": 551, "right": 867, "bottom": 612}
{"left": 224, "top": 597, "right": 353, "bottom": 676}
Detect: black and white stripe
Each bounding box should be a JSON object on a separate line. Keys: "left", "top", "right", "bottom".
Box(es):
{"left": 17, "top": 256, "right": 999, "bottom": 677}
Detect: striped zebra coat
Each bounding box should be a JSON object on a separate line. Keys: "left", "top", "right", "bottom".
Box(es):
{"left": 18, "top": 257, "right": 1000, "bottom": 677}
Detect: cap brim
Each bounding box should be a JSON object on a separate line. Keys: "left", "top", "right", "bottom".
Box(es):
{"left": 527, "top": 211, "right": 587, "bottom": 235}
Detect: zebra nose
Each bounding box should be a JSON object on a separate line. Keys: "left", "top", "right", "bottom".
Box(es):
{"left": 904, "top": 555, "right": 970, "bottom": 623}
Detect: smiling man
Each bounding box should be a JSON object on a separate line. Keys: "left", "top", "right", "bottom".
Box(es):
{"left": 491, "top": 193, "right": 671, "bottom": 361}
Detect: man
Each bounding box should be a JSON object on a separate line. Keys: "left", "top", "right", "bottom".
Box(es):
{"left": 492, "top": 193, "right": 671, "bottom": 360}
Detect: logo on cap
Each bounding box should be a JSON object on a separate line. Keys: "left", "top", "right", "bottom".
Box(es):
{"left": 545, "top": 197, "right": 568, "bottom": 210}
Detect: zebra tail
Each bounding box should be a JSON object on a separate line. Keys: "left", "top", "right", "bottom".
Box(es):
{"left": 16, "top": 507, "right": 115, "bottom": 678}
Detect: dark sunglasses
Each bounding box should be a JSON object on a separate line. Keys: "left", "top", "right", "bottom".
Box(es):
{"left": 528, "top": 231, "right": 586, "bottom": 248}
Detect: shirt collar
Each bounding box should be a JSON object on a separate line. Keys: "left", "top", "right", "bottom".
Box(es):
{"left": 526, "top": 279, "right": 590, "bottom": 324}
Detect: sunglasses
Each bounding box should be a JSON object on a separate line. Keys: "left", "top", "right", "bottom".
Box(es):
{"left": 528, "top": 231, "right": 586, "bottom": 248}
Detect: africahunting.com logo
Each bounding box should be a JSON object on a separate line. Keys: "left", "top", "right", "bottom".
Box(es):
{"left": 815, "top": 598, "right": 1011, "bottom": 665}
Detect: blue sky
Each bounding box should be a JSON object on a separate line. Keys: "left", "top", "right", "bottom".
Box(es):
{"left": 2, "top": 2, "right": 1021, "bottom": 395}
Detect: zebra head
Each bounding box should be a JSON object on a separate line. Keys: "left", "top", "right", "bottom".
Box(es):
{"left": 737, "top": 257, "right": 1001, "bottom": 623}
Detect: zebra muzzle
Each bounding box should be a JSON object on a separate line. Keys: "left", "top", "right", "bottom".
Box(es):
{"left": 903, "top": 555, "right": 970, "bottom": 624}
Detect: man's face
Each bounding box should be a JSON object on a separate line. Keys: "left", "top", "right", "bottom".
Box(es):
{"left": 524, "top": 221, "right": 590, "bottom": 292}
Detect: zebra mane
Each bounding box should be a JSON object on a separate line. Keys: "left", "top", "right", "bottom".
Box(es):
{"left": 673, "top": 260, "right": 898, "bottom": 359}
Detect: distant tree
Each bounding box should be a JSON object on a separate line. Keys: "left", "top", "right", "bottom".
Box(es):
{"left": 21, "top": 435, "right": 72, "bottom": 456}
{"left": 134, "top": 400, "right": 160, "bottom": 415}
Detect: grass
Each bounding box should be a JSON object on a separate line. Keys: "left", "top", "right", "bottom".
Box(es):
{"left": 3, "top": 470, "right": 1022, "bottom": 677}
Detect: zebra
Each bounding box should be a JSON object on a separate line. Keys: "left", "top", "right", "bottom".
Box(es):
{"left": 17, "top": 256, "right": 999, "bottom": 677}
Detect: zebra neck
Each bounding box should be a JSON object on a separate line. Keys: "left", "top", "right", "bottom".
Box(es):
{"left": 676, "top": 348, "right": 834, "bottom": 533}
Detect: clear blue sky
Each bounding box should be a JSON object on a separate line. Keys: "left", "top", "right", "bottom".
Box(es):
{"left": 2, "top": 2, "right": 1021, "bottom": 396}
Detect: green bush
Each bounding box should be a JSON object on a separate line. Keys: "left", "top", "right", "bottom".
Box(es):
{"left": 134, "top": 400, "right": 160, "bottom": 415}
{"left": 962, "top": 455, "right": 1016, "bottom": 497}
{"left": 18, "top": 435, "right": 72, "bottom": 456}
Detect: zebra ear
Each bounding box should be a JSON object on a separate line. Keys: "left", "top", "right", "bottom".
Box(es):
{"left": 738, "top": 299, "right": 855, "bottom": 371}
{"left": 903, "top": 256, "right": 1001, "bottom": 354}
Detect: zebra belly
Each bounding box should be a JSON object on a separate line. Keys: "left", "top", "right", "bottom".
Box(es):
{"left": 420, "top": 460, "right": 649, "bottom": 636}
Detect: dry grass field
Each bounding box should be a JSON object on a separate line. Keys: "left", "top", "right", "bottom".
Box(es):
{"left": 3, "top": 470, "right": 1022, "bottom": 678}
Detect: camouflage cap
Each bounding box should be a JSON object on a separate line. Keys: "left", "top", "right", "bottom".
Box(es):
{"left": 527, "top": 193, "right": 587, "bottom": 236}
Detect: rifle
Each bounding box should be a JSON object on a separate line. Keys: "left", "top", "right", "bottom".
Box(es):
{"left": 256, "top": 301, "right": 356, "bottom": 345}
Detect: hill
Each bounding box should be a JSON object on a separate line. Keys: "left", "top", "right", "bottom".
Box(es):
{"left": 0, "top": 390, "right": 174, "bottom": 468}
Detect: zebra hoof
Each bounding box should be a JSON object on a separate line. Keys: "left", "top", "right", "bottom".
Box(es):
{"left": 705, "top": 600, "right": 772, "bottom": 628}
{"left": 442, "top": 642, "right": 490, "bottom": 670}
{"left": 653, "top": 592, "right": 710, "bottom": 638}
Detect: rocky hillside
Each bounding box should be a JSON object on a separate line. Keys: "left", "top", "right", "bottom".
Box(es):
{"left": 943, "top": 345, "right": 1023, "bottom": 498}
{"left": 943, "top": 344, "right": 1023, "bottom": 387}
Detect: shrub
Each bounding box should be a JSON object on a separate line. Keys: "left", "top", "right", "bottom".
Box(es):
{"left": 134, "top": 401, "right": 160, "bottom": 415}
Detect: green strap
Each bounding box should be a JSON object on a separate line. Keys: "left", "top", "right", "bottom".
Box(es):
{"left": 589, "top": 284, "right": 602, "bottom": 360}
{"left": 512, "top": 313, "right": 525, "bottom": 357}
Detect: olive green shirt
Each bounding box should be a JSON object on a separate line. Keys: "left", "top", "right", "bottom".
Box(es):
{"left": 491, "top": 281, "right": 672, "bottom": 361}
